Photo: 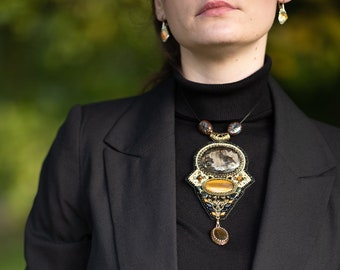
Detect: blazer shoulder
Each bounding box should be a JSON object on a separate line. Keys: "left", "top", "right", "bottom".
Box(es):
{"left": 82, "top": 95, "right": 138, "bottom": 121}
{"left": 78, "top": 79, "right": 174, "bottom": 133}
{"left": 82, "top": 79, "right": 170, "bottom": 117}
{"left": 71, "top": 96, "right": 140, "bottom": 142}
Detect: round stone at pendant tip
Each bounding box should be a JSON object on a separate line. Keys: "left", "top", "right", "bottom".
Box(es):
{"left": 211, "top": 227, "right": 229, "bottom": 245}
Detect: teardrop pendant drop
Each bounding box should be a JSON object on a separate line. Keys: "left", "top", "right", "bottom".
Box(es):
{"left": 278, "top": 4, "right": 288, "bottom": 25}
{"left": 161, "top": 21, "right": 170, "bottom": 42}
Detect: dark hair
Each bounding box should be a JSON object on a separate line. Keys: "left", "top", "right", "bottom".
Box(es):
{"left": 144, "top": 1, "right": 181, "bottom": 90}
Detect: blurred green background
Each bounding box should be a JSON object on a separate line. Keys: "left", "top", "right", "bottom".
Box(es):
{"left": 0, "top": 0, "right": 339, "bottom": 268}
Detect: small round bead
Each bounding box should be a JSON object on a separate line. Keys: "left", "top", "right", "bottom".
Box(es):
{"left": 198, "top": 120, "right": 213, "bottom": 135}
{"left": 228, "top": 122, "right": 242, "bottom": 136}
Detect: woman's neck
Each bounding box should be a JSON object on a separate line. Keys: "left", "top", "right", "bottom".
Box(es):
{"left": 179, "top": 37, "right": 267, "bottom": 84}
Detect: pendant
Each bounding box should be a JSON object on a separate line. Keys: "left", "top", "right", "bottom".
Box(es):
{"left": 187, "top": 141, "right": 254, "bottom": 245}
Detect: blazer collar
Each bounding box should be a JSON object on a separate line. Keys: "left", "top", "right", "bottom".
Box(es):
{"left": 252, "top": 77, "right": 336, "bottom": 270}
{"left": 104, "top": 79, "right": 176, "bottom": 157}
{"left": 103, "top": 79, "right": 178, "bottom": 270}
{"left": 268, "top": 77, "right": 335, "bottom": 177}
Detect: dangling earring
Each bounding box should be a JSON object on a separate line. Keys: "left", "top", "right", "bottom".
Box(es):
{"left": 278, "top": 2, "right": 288, "bottom": 25}
{"left": 161, "top": 21, "right": 170, "bottom": 42}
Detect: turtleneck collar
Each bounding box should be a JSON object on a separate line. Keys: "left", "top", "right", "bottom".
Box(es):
{"left": 174, "top": 55, "right": 273, "bottom": 122}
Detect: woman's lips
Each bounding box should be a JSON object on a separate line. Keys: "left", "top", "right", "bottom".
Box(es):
{"left": 197, "top": 1, "right": 236, "bottom": 16}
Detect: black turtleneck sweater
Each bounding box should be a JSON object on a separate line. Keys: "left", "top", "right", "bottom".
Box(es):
{"left": 175, "top": 57, "right": 273, "bottom": 269}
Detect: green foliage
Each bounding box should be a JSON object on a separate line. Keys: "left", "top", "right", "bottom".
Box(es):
{"left": 268, "top": 1, "right": 340, "bottom": 123}
{"left": 0, "top": 0, "right": 339, "bottom": 267}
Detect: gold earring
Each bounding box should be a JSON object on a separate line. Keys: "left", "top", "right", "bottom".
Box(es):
{"left": 161, "top": 21, "right": 170, "bottom": 42}
{"left": 278, "top": 2, "right": 288, "bottom": 25}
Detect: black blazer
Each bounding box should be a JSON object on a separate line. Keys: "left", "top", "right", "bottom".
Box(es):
{"left": 25, "top": 77, "right": 340, "bottom": 270}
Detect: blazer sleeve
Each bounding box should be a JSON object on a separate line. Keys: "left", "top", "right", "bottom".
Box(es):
{"left": 25, "top": 106, "right": 91, "bottom": 269}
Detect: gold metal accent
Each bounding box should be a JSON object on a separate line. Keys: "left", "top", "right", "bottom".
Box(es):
{"left": 209, "top": 132, "right": 230, "bottom": 142}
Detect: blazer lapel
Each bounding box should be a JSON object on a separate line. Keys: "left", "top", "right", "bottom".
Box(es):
{"left": 252, "top": 78, "right": 337, "bottom": 270}
{"left": 101, "top": 76, "right": 337, "bottom": 269}
{"left": 103, "top": 79, "right": 178, "bottom": 270}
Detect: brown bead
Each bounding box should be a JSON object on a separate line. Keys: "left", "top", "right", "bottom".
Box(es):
{"left": 197, "top": 175, "right": 203, "bottom": 182}
{"left": 198, "top": 120, "right": 213, "bottom": 135}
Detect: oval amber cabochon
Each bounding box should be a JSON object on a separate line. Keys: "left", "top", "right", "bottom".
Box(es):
{"left": 202, "top": 179, "right": 235, "bottom": 195}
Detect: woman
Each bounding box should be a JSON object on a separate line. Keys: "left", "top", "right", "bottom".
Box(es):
{"left": 25, "top": 0, "right": 340, "bottom": 269}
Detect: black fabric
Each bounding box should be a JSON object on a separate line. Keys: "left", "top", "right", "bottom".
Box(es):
{"left": 175, "top": 57, "right": 274, "bottom": 269}
{"left": 24, "top": 72, "right": 340, "bottom": 270}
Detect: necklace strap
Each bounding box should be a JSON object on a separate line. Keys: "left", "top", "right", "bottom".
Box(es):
{"left": 180, "top": 89, "right": 266, "bottom": 124}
